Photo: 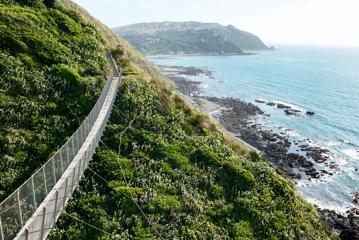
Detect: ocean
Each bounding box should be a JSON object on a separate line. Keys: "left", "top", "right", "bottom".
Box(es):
{"left": 149, "top": 45, "right": 359, "bottom": 213}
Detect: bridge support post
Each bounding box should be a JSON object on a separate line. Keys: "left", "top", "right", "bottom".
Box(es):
{"left": 77, "top": 159, "right": 82, "bottom": 183}
{"left": 40, "top": 207, "right": 46, "bottom": 240}
{"left": 71, "top": 168, "right": 76, "bottom": 192}
{"left": 63, "top": 179, "right": 68, "bottom": 207}
{"left": 75, "top": 134, "right": 79, "bottom": 153}
{"left": 43, "top": 168, "right": 48, "bottom": 195}
{"left": 84, "top": 150, "right": 88, "bottom": 171}
{"left": 66, "top": 145, "right": 71, "bottom": 166}
{"left": 31, "top": 177, "right": 37, "bottom": 208}
{"left": 52, "top": 159, "right": 57, "bottom": 182}
{"left": 71, "top": 138, "right": 76, "bottom": 160}
{"left": 81, "top": 125, "right": 85, "bottom": 145}
{"left": 53, "top": 191, "right": 59, "bottom": 223}
{"left": 17, "top": 190, "right": 23, "bottom": 227}
{"left": 0, "top": 216, "right": 4, "bottom": 240}
{"left": 59, "top": 150, "right": 64, "bottom": 173}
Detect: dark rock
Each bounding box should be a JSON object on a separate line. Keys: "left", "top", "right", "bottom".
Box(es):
{"left": 266, "top": 102, "right": 276, "bottom": 106}
{"left": 319, "top": 208, "right": 359, "bottom": 240}
{"left": 306, "top": 111, "right": 315, "bottom": 115}
{"left": 284, "top": 109, "right": 299, "bottom": 116}
{"left": 255, "top": 99, "right": 266, "bottom": 104}
{"left": 166, "top": 75, "right": 202, "bottom": 96}
{"left": 277, "top": 103, "right": 291, "bottom": 109}
{"left": 200, "top": 95, "right": 332, "bottom": 182}
{"left": 352, "top": 192, "right": 359, "bottom": 205}
{"left": 160, "top": 65, "right": 213, "bottom": 77}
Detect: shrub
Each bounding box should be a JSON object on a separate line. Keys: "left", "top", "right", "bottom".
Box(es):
{"left": 26, "top": 34, "right": 69, "bottom": 64}
{"left": 16, "top": 0, "right": 42, "bottom": 7}
{"left": 234, "top": 221, "right": 255, "bottom": 240}
{"left": 43, "top": 0, "right": 56, "bottom": 8}
{"left": 162, "top": 145, "right": 192, "bottom": 172}
{"left": 83, "top": 61, "right": 101, "bottom": 76}
{"left": 249, "top": 151, "right": 261, "bottom": 162}
{"left": 51, "top": 10, "right": 81, "bottom": 34}
{"left": 209, "top": 184, "right": 224, "bottom": 199}
{"left": 54, "top": 65, "right": 80, "bottom": 85}
{"left": 19, "top": 54, "right": 35, "bottom": 67}
{"left": 110, "top": 45, "right": 124, "bottom": 59}
{"left": 190, "top": 146, "right": 222, "bottom": 167}
{"left": 149, "top": 194, "right": 181, "bottom": 213}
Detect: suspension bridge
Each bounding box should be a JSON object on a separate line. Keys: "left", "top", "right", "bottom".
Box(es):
{"left": 0, "top": 50, "right": 121, "bottom": 240}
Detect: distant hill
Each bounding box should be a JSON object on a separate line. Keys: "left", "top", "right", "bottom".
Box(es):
{"left": 113, "top": 21, "right": 271, "bottom": 55}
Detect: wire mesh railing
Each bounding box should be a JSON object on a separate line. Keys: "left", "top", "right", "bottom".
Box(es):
{"left": 0, "top": 50, "right": 121, "bottom": 240}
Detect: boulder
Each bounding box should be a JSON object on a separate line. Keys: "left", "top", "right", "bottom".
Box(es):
{"left": 255, "top": 99, "right": 266, "bottom": 104}
{"left": 306, "top": 111, "right": 315, "bottom": 115}
{"left": 284, "top": 109, "right": 299, "bottom": 116}
{"left": 277, "top": 103, "right": 291, "bottom": 109}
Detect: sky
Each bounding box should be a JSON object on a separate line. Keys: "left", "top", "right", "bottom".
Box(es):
{"left": 73, "top": 0, "right": 359, "bottom": 47}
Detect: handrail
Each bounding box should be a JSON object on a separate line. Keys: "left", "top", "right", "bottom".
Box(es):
{"left": 0, "top": 50, "right": 121, "bottom": 240}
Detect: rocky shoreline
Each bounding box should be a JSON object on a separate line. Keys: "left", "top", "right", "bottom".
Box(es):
{"left": 158, "top": 64, "right": 359, "bottom": 239}
{"left": 206, "top": 96, "right": 330, "bottom": 179}
{"left": 161, "top": 65, "right": 336, "bottom": 180}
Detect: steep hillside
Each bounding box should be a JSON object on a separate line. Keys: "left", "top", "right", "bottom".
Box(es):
{"left": 1, "top": 1, "right": 329, "bottom": 239}
{"left": 0, "top": 0, "right": 108, "bottom": 200}
{"left": 113, "top": 21, "right": 270, "bottom": 55}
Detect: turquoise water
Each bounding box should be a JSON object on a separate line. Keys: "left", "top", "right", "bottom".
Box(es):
{"left": 149, "top": 45, "right": 359, "bottom": 212}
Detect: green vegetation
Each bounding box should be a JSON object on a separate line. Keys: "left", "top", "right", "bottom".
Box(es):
{"left": 50, "top": 76, "right": 328, "bottom": 239}
{"left": 0, "top": 0, "right": 107, "bottom": 200}
{"left": 1, "top": 0, "right": 330, "bottom": 239}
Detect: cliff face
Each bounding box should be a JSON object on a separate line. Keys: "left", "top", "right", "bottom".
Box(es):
{"left": 113, "top": 21, "right": 270, "bottom": 55}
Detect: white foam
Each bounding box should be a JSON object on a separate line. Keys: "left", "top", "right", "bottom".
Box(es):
{"left": 274, "top": 100, "right": 305, "bottom": 112}
{"left": 285, "top": 129, "right": 301, "bottom": 137}
{"left": 326, "top": 140, "right": 338, "bottom": 147}
{"left": 342, "top": 148, "right": 359, "bottom": 160}
{"left": 201, "top": 83, "right": 209, "bottom": 89}
{"left": 302, "top": 196, "right": 350, "bottom": 214}
{"left": 334, "top": 156, "right": 350, "bottom": 167}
